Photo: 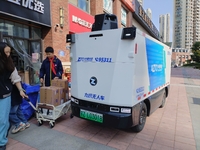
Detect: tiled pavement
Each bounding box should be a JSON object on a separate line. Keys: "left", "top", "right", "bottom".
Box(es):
{"left": 6, "top": 67, "right": 200, "bottom": 150}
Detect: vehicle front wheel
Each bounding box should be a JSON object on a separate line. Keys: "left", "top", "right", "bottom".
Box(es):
{"left": 132, "top": 102, "right": 147, "bottom": 133}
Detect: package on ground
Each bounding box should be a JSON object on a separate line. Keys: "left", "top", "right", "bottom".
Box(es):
{"left": 40, "top": 87, "right": 60, "bottom": 106}
{"left": 51, "top": 79, "right": 69, "bottom": 101}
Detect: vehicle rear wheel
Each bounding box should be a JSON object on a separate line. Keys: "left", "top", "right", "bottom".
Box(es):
{"left": 159, "top": 90, "right": 166, "bottom": 108}
{"left": 132, "top": 102, "right": 147, "bottom": 132}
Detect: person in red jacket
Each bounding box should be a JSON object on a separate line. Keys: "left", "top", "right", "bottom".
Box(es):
{"left": 39, "top": 47, "right": 63, "bottom": 86}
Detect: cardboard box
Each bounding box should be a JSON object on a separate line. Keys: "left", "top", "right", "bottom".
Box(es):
{"left": 51, "top": 80, "right": 58, "bottom": 87}
{"left": 51, "top": 79, "right": 69, "bottom": 101}
{"left": 39, "top": 87, "right": 60, "bottom": 106}
{"left": 46, "top": 88, "right": 59, "bottom": 106}
{"left": 40, "top": 87, "right": 49, "bottom": 103}
{"left": 51, "top": 86, "right": 65, "bottom": 104}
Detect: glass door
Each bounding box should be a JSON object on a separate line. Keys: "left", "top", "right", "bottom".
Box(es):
{"left": 1, "top": 36, "right": 42, "bottom": 85}
{"left": 29, "top": 40, "right": 42, "bottom": 85}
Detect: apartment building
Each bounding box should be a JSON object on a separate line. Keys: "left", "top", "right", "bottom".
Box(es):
{"left": 193, "top": 0, "right": 200, "bottom": 42}
{"left": 173, "top": 0, "right": 200, "bottom": 65}
{"left": 159, "top": 14, "right": 170, "bottom": 43}
{"left": 173, "top": 0, "right": 194, "bottom": 49}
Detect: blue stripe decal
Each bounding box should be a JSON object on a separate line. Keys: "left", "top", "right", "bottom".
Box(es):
{"left": 146, "top": 38, "right": 166, "bottom": 91}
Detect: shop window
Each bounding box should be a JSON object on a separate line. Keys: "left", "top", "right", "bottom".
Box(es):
{"left": 103, "top": 0, "right": 113, "bottom": 14}
{"left": 69, "top": 0, "right": 78, "bottom": 6}
{"left": 78, "top": 0, "right": 90, "bottom": 13}
{"left": 31, "top": 27, "right": 41, "bottom": 39}
{"left": 121, "top": 7, "right": 127, "bottom": 26}
{"left": 0, "top": 20, "right": 14, "bottom": 37}
{"left": 0, "top": 19, "right": 29, "bottom": 38}
{"left": 13, "top": 22, "right": 29, "bottom": 38}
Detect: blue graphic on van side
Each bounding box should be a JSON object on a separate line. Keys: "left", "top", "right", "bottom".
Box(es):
{"left": 146, "top": 38, "right": 166, "bottom": 91}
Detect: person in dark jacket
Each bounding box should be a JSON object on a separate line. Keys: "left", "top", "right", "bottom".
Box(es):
{"left": 0, "top": 42, "right": 27, "bottom": 150}
{"left": 9, "top": 84, "right": 30, "bottom": 134}
{"left": 39, "top": 46, "right": 63, "bottom": 86}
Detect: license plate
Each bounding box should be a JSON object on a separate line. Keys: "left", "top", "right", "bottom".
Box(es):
{"left": 80, "top": 109, "right": 103, "bottom": 123}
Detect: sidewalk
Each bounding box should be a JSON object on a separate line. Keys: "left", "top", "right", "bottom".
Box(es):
{"left": 6, "top": 67, "right": 200, "bottom": 150}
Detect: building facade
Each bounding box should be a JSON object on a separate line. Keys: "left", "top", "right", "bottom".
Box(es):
{"left": 159, "top": 14, "right": 170, "bottom": 43}
{"left": 0, "top": 0, "right": 159, "bottom": 85}
{"left": 171, "top": 48, "right": 191, "bottom": 66}
{"left": 173, "top": 0, "right": 200, "bottom": 64}
{"left": 193, "top": 0, "right": 200, "bottom": 42}
{"left": 173, "top": 0, "right": 194, "bottom": 49}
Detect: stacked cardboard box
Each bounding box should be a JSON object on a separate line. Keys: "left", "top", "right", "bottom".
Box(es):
{"left": 40, "top": 87, "right": 60, "bottom": 106}
{"left": 51, "top": 79, "right": 69, "bottom": 102}
{"left": 40, "top": 79, "right": 69, "bottom": 106}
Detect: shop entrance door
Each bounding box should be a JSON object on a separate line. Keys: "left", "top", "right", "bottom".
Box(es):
{"left": 0, "top": 35, "right": 42, "bottom": 85}
{"left": 29, "top": 40, "right": 42, "bottom": 85}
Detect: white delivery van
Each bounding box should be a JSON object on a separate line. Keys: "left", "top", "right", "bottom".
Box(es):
{"left": 67, "top": 14, "right": 171, "bottom": 132}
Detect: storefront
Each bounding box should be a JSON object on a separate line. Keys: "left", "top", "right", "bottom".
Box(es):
{"left": 132, "top": 0, "right": 160, "bottom": 40}
{"left": 0, "top": 0, "right": 51, "bottom": 85}
{"left": 64, "top": 3, "right": 94, "bottom": 84}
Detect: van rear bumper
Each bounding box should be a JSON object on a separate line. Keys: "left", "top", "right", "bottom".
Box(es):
{"left": 71, "top": 100, "right": 133, "bottom": 129}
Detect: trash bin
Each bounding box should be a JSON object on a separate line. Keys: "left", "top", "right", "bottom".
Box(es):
{"left": 21, "top": 83, "right": 40, "bottom": 120}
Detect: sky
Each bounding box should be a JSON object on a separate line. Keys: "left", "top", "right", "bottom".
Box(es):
{"left": 143, "top": 0, "right": 173, "bottom": 41}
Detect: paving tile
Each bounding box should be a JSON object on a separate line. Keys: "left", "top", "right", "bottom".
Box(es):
{"left": 62, "top": 126, "right": 81, "bottom": 136}
{"left": 6, "top": 142, "right": 33, "bottom": 150}
{"left": 75, "top": 130, "right": 96, "bottom": 140}
{"left": 159, "top": 122, "right": 176, "bottom": 130}
{"left": 150, "top": 143, "right": 173, "bottom": 150}
{"left": 146, "top": 119, "right": 160, "bottom": 126}
{"left": 155, "top": 131, "right": 175, "bottom": 141}
{"left": 174, "top": 141, "right": 196, "bottom": 150}
{"left": 140, "top": 128, "right": 157, "bottom": 137}
{"left": 157, "top": 126, "right": 175, "bottom": 135}
{"left": 131, "top": 138, "right": 152, "bottom": 149}
{"left": 176, "top": 122, "right": 193, "bottom": 130}
{"left": 107, "top": 139, "right": 129, "bottom": 150}
{"left": 135, "top": 132, "right": 155, "bottom": 142}
{"left": 90, "top": 128, "right": 117, "bottom": 145}
{"left": 175, "top": 128, "right": 195, "bottom": 139}
{"left": 127, "top": 144, "right": 150, "bottom": 150}
{"left": 52, "top": 124, "right": 67, "bottom": 132}
{"left": 7, "top": 138, "right": 18, "bottom": 145}
{"left": 111, "top": 131, "right": 135, "bottom": 143}
{"left": 153, "top": 136, "right": 174, "bottom": 148}
{"left": 143, "top": 124, "right": 159, "bottom": 131}
{"left": 175, "top": 135, "right": 196, "bottom": 146}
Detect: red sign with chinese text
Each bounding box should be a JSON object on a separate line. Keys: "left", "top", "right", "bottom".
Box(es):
{"left": 68, "top": 4, "right": 94, "bottom": 33}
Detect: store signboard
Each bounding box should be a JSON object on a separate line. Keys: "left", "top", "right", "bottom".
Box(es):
{"left": 0, "top": 0, "right": 51, "bottom": 27}
{"left": 134, "top": 0, "right": 159, "bottom": 39}
{"left": 69, "top": 3, "right": 94, "bottom": 33}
